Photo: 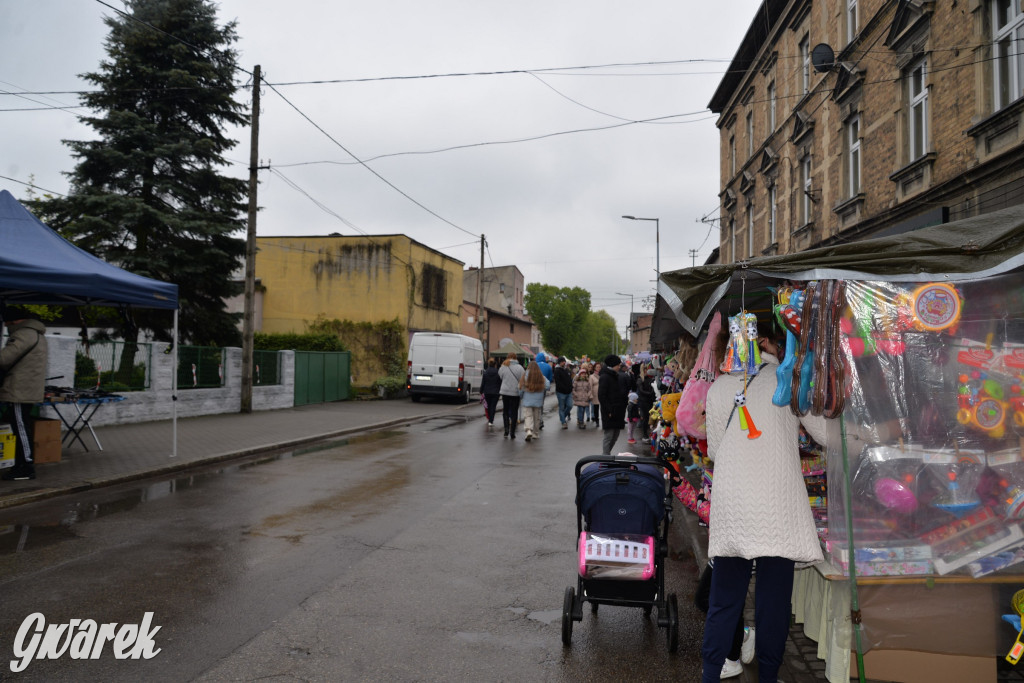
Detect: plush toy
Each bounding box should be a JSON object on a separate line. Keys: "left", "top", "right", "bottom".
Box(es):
{"left": 660, "top": 392, "right": 682, "bottom": 436}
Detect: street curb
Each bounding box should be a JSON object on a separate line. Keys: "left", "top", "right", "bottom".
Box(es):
{"left": 0, "top": 410, "right": 464, "bottom": 511}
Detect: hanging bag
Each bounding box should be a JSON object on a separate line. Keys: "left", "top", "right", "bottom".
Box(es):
{"left": 676, "top": 311, "right": 723, "bottom": 439}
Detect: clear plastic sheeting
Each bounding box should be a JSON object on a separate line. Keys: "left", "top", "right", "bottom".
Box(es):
{"left": 825, "top": 273, "right": 1024, "bottom": 659}
{"left": 577, "top": 531, "right": 655, "bottom": 581}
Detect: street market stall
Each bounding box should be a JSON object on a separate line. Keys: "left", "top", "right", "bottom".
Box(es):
{"left": 0, "top": 189, "right": 181, "bottom": 455}
{"left": 660, "top": 204, "right": 1024, "bottom": 682}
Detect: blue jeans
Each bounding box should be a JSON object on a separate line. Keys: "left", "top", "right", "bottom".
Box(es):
{"left": 701, "top": 556, "right": 794, "bottom": 683}
{"left": 556, "top": 392, "right": 572, "bottom": 424}
{"left": 576, "top": 405, "right": 588, "bottom": 423}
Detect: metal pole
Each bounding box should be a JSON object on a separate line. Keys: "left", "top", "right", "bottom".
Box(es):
{"left": 622, "top": 215, "right": 659, "bottom": 286}
{"left": 241, "top": 64, "right": 261, "bottom": 414}
{"left": 654, "top": 218, "right": 660, "bottom": 287}
{"left": 476, "top": 234, "right": 485, "bottom": 348}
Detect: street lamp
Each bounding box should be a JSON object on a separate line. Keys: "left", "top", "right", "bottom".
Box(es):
{"left": 616, "top": 291, "right": 633, "bottom": 354}
{"left": 622, "top": 215, "right": 660, "bottom": 287}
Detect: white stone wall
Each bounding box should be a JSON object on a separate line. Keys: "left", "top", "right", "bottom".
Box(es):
{"left": 40, "top": 336, "right": 295, "bottom": 427}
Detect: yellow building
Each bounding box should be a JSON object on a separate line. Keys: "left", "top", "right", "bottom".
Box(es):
{"left": 255, "top": 234, "right": 464, "bottom": 385}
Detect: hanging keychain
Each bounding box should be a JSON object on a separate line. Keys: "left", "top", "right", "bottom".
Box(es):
{"left": 733, "top": 272, "right": 761, "bottom": 439}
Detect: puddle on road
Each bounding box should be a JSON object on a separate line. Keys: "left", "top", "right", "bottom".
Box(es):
{"left": 0, "top": 429, "right": 409, "bottom": 556}
{"left": 403, "top": 415, "right": 477, "bottom": 431}
{"left": 504, "top": 606, "right": 560, "bottom": 625}
{"left": 526, "top": 609, "right": 561, "bottom": 625}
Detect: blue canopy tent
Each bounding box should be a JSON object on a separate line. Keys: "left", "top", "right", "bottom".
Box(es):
{"left": 0, "top": 189, "right": 182, "bottom": 455}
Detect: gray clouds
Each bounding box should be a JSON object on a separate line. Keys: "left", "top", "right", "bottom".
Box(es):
{"left": 1, "top": 0, "right": 760, "bottom": 334}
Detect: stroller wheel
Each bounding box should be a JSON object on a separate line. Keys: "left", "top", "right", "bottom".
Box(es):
{"left": 665, "top": 594, "right": 679, "bottom": 653}
{"left": 561, "top": 587, "right": 575, "bottom": 646}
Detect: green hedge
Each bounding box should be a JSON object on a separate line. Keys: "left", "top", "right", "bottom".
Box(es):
{"left": 253, "top": 332, "right": 347, "bottom": 353}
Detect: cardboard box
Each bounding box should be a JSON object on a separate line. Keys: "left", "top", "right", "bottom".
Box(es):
{"left": 853, "top": 650, "right": 994, "bottom": 683}
{"left": 0, "top": 424, "right": 14, "bottom": 469}
{"left": 31, "top": 417, "right": 61, "bottom": 463}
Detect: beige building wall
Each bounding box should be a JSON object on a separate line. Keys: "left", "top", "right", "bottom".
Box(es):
{"left": 256, "top": 235, "right": 462, "bottom": 336}
{"left": 712, "top": 0, "right": 1024, "bottom": 262}
{"left": 254, "top": 235, "right": 463, "bottom": 387}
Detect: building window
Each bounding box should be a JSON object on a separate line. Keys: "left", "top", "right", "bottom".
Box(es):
{"left": 800, "top": 37, "right": 810, "bottom": 95}
{"left": 769, "top": 185, "right": 777, "bottom": 244}
{"left": 729, "top": 218, "right": 736, "bottom": 262}
{"left": 499, "top": 282, "right": 505, "bottom": 293}
{"left": 800, "top": 155, "right": 812, "bottom": 225}
{"left": 847, "top": 0, "right": 859, "bottom": 44}
{"left": 746, "top": 111, "right": 754, "bottom": 157}
{"left": 729, "top": 135, "right": 736, "bottom": 176}
{"left": 994, "top": 0, "right": 1024, "bottom": 110}
{"left": 747, "top": 204, "right": 755, "bottom": 257}
{"left": 846, "top": 114, "right": 861, "bottom": 196}
{"left": 908, "top": 58, "right": 929, "bottom": 161}
{"left": 768, "top": 81, "right": 776, "bottom": 132}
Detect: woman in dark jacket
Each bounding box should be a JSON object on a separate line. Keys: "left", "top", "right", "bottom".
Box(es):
{"left": 636, "top": 371, "right": 656, "bottom": 443}
{"left": 598, "top": 355, "right": 629, "bottom": 455}
{"left": 479, "top": 358, "right": 502, "bottom": 429}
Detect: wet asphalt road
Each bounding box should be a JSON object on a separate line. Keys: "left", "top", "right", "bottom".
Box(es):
{"left": 0, "top": 404, "right": 706, "bottom": 681}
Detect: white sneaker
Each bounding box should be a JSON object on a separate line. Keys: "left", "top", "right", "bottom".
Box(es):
{"left": 741, "top": 627, "right": 755, "bottom": 664}
{"left": 720, "top": 658, "right": 742, "bottom": 679}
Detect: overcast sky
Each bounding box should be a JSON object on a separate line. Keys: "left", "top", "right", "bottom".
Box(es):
{"left": 2, "top": 0, "right": 763, "bottom": 336}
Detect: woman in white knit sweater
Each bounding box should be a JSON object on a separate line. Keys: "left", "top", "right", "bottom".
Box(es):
{"left": 701, "top": 330, "right": 830, "bottom": 683}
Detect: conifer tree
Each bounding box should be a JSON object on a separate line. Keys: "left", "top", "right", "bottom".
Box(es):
{"left": 37, "top": 0, "right": 248, "bottom": 347}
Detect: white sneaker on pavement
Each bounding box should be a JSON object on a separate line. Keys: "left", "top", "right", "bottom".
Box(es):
{"left": 741, "top": 626, "right": 755, "bottom": 664}
{"left": 720, "top": 658, "right": 742, "bottom": 679}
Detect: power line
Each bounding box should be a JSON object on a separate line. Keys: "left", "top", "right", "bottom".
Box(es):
{"left": 272, "top": 110, "right": 716, "bottom": 169}
{"left": 263, "top": 80, "right": 480, "bottom": 240}
{"left": 0, "top": 174, "right": 65, "bottom": 197}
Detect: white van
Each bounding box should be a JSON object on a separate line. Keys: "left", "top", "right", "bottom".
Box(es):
{"left": 406, "top": 332, "right": 485, "bottom": 403}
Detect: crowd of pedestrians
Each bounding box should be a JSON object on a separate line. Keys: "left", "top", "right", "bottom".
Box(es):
{"left": 480, "top": 350, "right": 666, "bottom": 457}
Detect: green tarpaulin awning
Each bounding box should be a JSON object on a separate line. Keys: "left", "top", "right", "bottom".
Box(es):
{"left": 659, "top": 204, "right": 1024, "bottom": 336}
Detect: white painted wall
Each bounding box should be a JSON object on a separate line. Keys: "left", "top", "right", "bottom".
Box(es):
{"left": 40, "top": 336, "right": 295, "bottom": 427}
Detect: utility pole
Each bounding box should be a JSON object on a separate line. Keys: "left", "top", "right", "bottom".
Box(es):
{"left": 476, "top": 234, "right": 485, "bottom": 350}
{"left": 241, "top": 64, "right": 260, "bottom": 414}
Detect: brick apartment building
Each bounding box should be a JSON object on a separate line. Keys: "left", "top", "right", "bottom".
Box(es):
{"left": 710, "top": 0, "right": 1024, "bottom": 261}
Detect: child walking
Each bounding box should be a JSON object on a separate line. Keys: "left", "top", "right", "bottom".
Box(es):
{"left": 626, "top": 391, "right": 640, "bottom": 444}
{"left": 572, "top": 368, "right": 593, "bottom": 429}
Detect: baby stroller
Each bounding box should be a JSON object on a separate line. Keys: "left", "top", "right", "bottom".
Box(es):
{"left": 561, "top": 453, "right": 679, "bottom": 652}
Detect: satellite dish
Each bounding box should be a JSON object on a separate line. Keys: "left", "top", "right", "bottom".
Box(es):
{"left": 811, "top": 43, "right": 835, "bottom": 73}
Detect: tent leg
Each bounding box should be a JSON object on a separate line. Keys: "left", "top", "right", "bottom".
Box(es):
{"left": 171, "top": 308, "right": 178, "bottom": 458}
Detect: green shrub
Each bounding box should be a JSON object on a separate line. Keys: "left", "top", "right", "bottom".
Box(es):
{"left": 370, "top": 374, "right": 406, "bottom": 398}
{"left": 254, "top": 332, "right": 347, "bottom": 352}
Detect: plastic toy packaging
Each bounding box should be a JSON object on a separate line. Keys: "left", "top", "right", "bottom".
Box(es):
{"left": 721, "top": 311, "right": 760, "bottom": 375}
{"left": 852, "top": 445, "right": 924, "bottom": 516}
{"left": 983, "top": 447, "right": 1024, "bottom": 521}
{"left": 578, "top": 531, "right": 655, "bottom": 580}
{"left": 922, "top": 451, "right": 984, "bottom": 519}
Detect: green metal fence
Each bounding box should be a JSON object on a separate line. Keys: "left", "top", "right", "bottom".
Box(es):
{"left": 75, "top": 341, "right": 152, "bottom": 391}
{"left": 294, "top": 351, "right": 350, "bottom": 405}
{"left": 254, "top": 350, "right": 282, "bottom": 386}
{"left": 73, "top": 344, "right": 283, "bottom": 392}
{"left": 177, "top": 346, "right": 227, "bottom": 389}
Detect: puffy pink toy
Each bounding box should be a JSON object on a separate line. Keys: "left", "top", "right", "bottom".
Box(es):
{"left": 874, "top": 476, "right": 918, "bottom": 514}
